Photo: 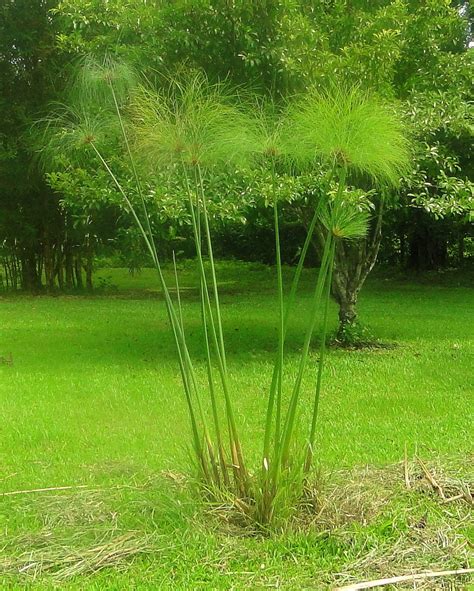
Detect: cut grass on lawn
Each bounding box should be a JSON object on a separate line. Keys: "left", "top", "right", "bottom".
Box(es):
{"left": 0, "top": 262, "right": 473, "bottom": 589}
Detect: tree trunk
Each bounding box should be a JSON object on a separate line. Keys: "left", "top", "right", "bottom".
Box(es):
{"left": 332, "top": 264, "right": 361, "bottom": 331}
{"left": 331, "top": 242, "right": 367, "bottom": 340}
{"left": 315, "top": 196, "right": 385, "bottom": 342}
{"left": 74, "top": 255, "right": 83, "bottom": 289}
{"left": 85, "top": 254, "right": 93, "bottom": 291}
{"left": 458, "top": 229, "right": 464, "bottom": 264}
{"left": 65, "top": 245, "right": 74, "bottom": 290}
{"left": 55, "top": 249, "right": 64, "bottom": 290}
{"left": 399, "top": 228, "right": 406, "bottom": 267}
{"left": 43, "top": 237, "right": 55, "bottom": 292}
{"left": 21, "top": 252, "right": 41, "bottom": 292}
{"left": 84, "top": 235, "right": 93, "bottom": 292}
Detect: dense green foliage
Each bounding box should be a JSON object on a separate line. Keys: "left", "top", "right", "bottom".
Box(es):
{"left": 1, "top": 0, "right": 472, "bottom": 295}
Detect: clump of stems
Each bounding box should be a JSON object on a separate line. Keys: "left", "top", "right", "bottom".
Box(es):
{"left": 39, "top": 57, "right": 410, "bottom": 526}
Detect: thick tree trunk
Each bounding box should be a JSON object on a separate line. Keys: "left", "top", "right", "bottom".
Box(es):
{"left": 333, "top": 270, "right": 360, "bottom": 329}
{"left": 331, "top": 242, "right": 368, "bottom": 339}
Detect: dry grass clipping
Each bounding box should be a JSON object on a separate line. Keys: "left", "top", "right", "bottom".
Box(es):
{"left": 309, "top": 458, "right": 473, "bottom": 590}
{"left": 0, "top": 532, "right": 153, "bottom": 581}
{"left": 0, "top": 487, "right": 158, "bottom": 582}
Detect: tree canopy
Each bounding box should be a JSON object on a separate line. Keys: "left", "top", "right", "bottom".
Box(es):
{"left": 0, "top": 0, "right": 472, "bottom": 294}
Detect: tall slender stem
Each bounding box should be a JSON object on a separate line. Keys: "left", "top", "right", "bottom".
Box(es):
{"left": 196, "top": 164, "right": 228, "bottom": 373}
{"left": 272, "top": 165, "right": 285, "bottom": 454}
{"left": 181, "top": 163, "right": 247, "bottom": 493}
{"left": 303, "top": 165, "right": 346, "bottom": 472}
{"left": 193, "top": 193, "right": 229, "bottom": 486}
{"left": 275, "top": 232, "right": 333, "bottom": 475}
{"left": 262, "top": 169, "right": 332, "bottom": 472}
{"left": 90, "top": 142, "right": 213, "bottom": 479}
{"left": 195, "top": 166, "right": 246, "bottom": 477}
{"left": 304, "top": 238, "right": 336, "bottom": 473}
{"left": 109, "top": 83, "right": 158, "bottom": 265}
{"left": 172, "top": 251, "right": 185, "bottom": 334}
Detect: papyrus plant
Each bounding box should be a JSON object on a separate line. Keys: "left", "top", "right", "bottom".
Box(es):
{"left": 40, "top": 59, "right": 250, "bottom": 495}
{"left": 39, "top": 58, "right": 410, "bottom": 526}
{"left": 130, "top": 73, "right": 256, "bottom": 496}
{"left": 283, "top": 84, "right": 410, "bottom": 480}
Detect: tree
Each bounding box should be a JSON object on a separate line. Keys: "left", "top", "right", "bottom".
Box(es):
{"left": 0, "top": 0, "right": 60, "bottom": 290}
{"left": 0, "top": 0, "right": 111, "bottom": 291}
{"left": 301, "top": 1, "right": 473, "bottom": 337}
{"left": 6, "top": 0, "right": 472, "bottom": 302}
{"left": 52, "top": 0, "right": 473, "bottom": 331}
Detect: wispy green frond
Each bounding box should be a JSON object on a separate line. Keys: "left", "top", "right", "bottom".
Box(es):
{"left": 288, "top": 84, "right": 411, "bottom": 186}
{"left": 131, "top": 72, "right": 254, "bottom": 170}
{"left": 241, "top": 100, "right": 291, "bottom": 166}
{"left": 35, "top": 103, "right": 117, "bottom": 169}
{"left": 71, "top": 54, "right": 139, "bottom": 111}
{"left": 319, "top": 190, "right": 369, "bottom": 240}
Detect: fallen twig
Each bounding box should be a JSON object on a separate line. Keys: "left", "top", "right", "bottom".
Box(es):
{"left": 0, "top": 481, "right": 152, "bottom": 498}
{"left": 442, "top": 493, "right": 465, "bottom": 504}
{"left": 416, "top": 456, "right": 446, "bottom": 499}
{"left": 0, "top": 485, "right": 89, "bottom": 497}
{"left": 403, "top": 444, "right": 410, "bottom": 490}
{"left": 334, "top": 567, "right": 474, "bottom": 590}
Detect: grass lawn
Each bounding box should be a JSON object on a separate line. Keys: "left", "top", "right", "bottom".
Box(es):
{"left": 0, "top": 262, "right": 472, "bottom": 589}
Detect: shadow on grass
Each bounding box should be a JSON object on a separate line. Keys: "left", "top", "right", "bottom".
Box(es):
{"left": 1, "top": 264, "right": 473, "bottom": 373}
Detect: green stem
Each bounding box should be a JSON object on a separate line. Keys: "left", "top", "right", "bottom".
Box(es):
{"left": 303, "top": 165, "right": 346, "bottom": 473}
{"left": 182, "top": 163, "right": 246, "bottom": 493}
{"left": 90, "top": 143, "right": 211, "bottom": 480}
{"left": 109, "top": 83, "right": 158, "bottom": 265}
{"left": 274, "top": 232, "right": 333, "bottom": 477}
{"left": 261, "top": 170, "right": 332, "bottom": 472}
{"left": 196, "top": 164, "right": 228, "bottom": 372}
{"left": 172, "top": 251, "right": 185, "bottom": 334}
{"left": 200, "top": 281, "right": 228, "bottom": 487}
{"left": 272, "top": 166, "right": 285, "bottom": 455}
{"left": 195, "top": 165, "right": 246, "bottom": 478}
{"left": 261, "top": 203, "right": 320, "bottom": 471}
{"left": 192, "top": 191, "right": 228, "bottom": 487}
{"left": 304, "top": 239, "right": 336, "bottom": 473}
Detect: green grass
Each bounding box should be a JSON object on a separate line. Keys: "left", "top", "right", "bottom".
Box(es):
{"left": 0, "top": 262, "right": 472, "bottom": 589}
